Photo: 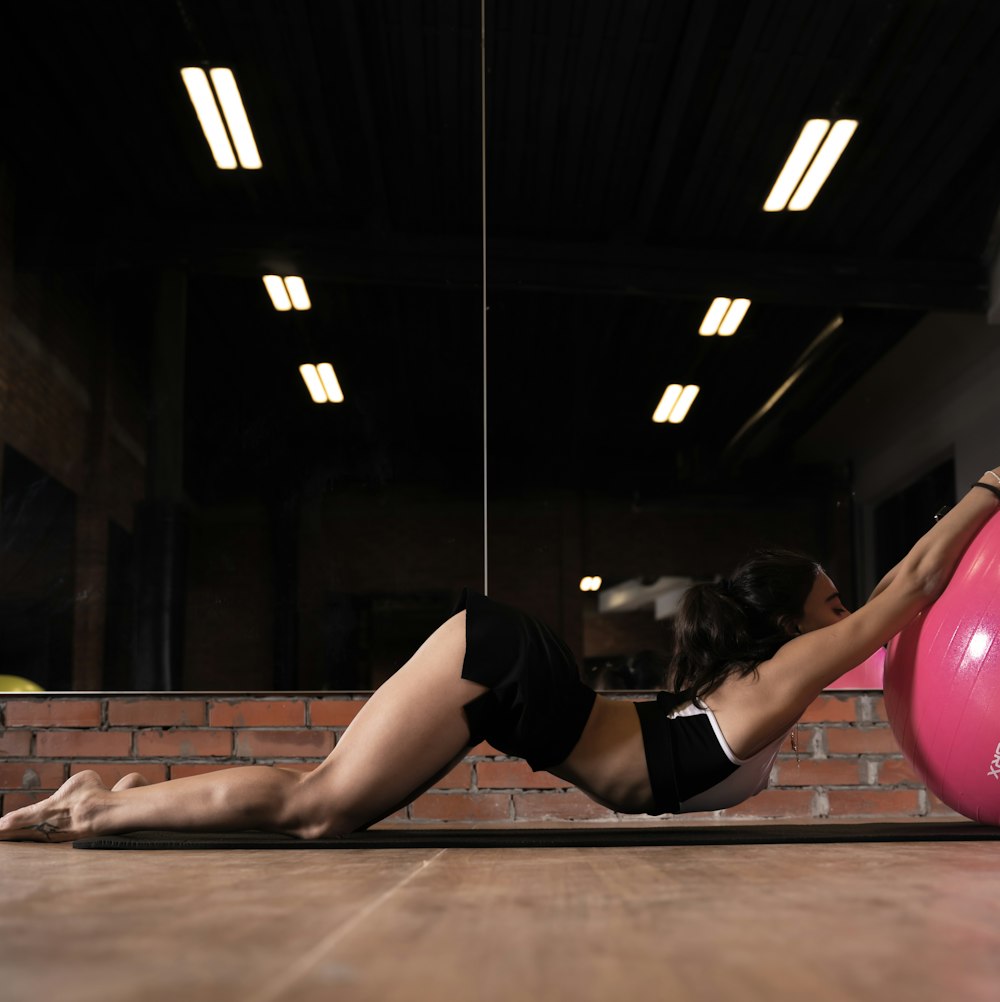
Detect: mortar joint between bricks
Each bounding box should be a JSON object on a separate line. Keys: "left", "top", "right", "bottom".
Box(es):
{"left": 857, "top": 694, "right": 873, "bottom": 725}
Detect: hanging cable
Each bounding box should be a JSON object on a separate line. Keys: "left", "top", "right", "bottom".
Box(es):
{"left": 481, "top": 0, "right": 489, "bottom": 596}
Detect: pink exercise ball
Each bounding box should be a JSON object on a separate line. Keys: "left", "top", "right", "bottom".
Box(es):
{"left": 884, "top": 512, "right": 1000, "bottom": 825}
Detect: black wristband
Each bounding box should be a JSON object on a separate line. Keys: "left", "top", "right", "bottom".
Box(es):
{"left": 971, "top": 481, "right": 1000, "bottom": 501}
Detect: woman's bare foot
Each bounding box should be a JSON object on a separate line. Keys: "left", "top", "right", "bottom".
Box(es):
{"left": 0, "top": 770, "right": 110, "bottom": 842}
{"left": 111, "top": 773, "right": 150, "bottom": 793}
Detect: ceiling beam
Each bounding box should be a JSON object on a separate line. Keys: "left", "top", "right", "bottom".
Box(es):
{"left": 625, "top": 2, "right": 715, "bottom": 241}
{"left": 21, "top": 223, "right": 985, "bottom": 312}
{"left": 339, "top": 1, "right": 392, "bottom": 232}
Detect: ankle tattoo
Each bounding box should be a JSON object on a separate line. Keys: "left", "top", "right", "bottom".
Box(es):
{"left": 30, "top": 822, "right": 62, "bottom": 841}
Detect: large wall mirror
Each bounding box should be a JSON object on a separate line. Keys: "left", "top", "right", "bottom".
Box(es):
{"left": 2, "top": 2, "right": 484, "bottom": 692}
{"left": 2, "top": 1, "right": 994, "bottom": 692}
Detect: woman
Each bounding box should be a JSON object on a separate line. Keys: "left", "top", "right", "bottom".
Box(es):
{"left": 3, "top": 469, "right": 1000, "bottom": 842}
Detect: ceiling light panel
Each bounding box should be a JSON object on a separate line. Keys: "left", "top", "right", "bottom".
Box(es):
{"left": 652, "top": 384, "right": 699, "bottom": 424}
{"left": 283, "top": 276, "right": 312, "bottom": 311}
{"left": 717, "top": 298, "right": 750, "bottom": 336}
{"left": 180, "top": 67, "right": 237, "bottom": 169}
{"left": 668, "top": 385, "right": 699, "bottom": 424}
{"left": 316, "top": 363, "right": 344, "bottom": 403}
{"left": 699, "top": 298, "right": 731, "bottom": 336}
{"left": 263, "top": 276, "right": 311, "bottom": 312}
{"left": 208, "top": 68, "right": 262, "bottom": 169}
{"left": 181, "top": 66, "right": 261, "bottom": 170}
{"left": 763, "top": 118, "right": 858, "bottom": 212}
{"left": 299, "top": 363, "right": 345, "bottom": 404}
{"left": 787, "top": 119, "right": 858, "bottom": 211}
{"left": 263, "top": 275, "right": 292, "bottom": 311}
{"left": 700, "top": 297, "right": 750, "bottom": 336}
{"left": 299, "top": 364, "right": 326, "bottom": 403}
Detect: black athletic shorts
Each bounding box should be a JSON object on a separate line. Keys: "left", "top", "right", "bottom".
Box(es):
{"left": 454, "top": 589, "right": 596, "bottom": 772}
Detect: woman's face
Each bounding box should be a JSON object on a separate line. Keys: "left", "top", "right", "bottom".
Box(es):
{"left": 796, "top": 571, "right": 850, "bottom": 634}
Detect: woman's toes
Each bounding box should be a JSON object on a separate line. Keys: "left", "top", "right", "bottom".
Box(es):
{"left": 0, "top": 798, "right": 72, "bottom": 842}
{"left": 0, "top": 770, "right": 108, "bottom": 842}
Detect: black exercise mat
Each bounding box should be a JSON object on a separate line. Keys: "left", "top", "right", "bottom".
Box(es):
{"left": 74, "top": 821, "right": 1000, "bottom": 850}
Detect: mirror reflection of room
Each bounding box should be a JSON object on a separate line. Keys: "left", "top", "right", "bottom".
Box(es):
{"left": 1, "top": 2, "right": 996, "bottom": 697}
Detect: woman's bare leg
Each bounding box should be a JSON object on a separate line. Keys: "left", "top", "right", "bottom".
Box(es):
{"left": 111, "top": 773, "right": 149, "bottom": 792}
{"left": 0, "top": 611, "right": 484, "bottom": 842}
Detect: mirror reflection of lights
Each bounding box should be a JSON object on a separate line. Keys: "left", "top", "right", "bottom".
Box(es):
{"left": 180, "top": 67, "right": 262, "bottom": 170}
{"left": 263, "top": 275, "right": 311, "bottom": 311}
{"left": 652, "top": 384, "right": 699, "bottom": 424}
{"left": 699, "top": 298, "right": 750, "bottom": 337}
{"left": 299, "top": 363, "right": 344, "bottom": 404}
{"left": 763, "top": 118, "right": 858, "bottom": 212}
{"left": 580, "top": 576, "right": 602, "bottom": 592}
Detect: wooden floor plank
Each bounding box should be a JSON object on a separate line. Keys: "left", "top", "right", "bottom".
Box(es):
{"left": 267, "top": 844, "right": 1000, "bottom": 1002}
{"left": 0, "top": 844, "right": 441, "bottom": 1002}
{"left": 3, "top": 842, "right": 1000, "bottom": 1002}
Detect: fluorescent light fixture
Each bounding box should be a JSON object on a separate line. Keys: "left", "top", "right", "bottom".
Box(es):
{"left": 299, "top": 363, "right": 344, "bottom": 404}
{"left": 669, "top": 385, "right": 699, "bottom": 423}
{"left": 263, "top": 275, "right": 292, "bottom": 311}
{"left": 299, "top": 364, "right": 326, "bottom": 403}
{"left": 653, "top": 384, "right": 699, "bottom": 424}
{"left": 787, "top": 119, "right": 858, "bottom": 210}
{"left": 262, "top": 275, "right": 311, "bottom": 311}
{"left": 181, "top": 66, "right": 261, "bottom": 170}
{"left": 208, "top": 68, "right": 262, "bottom": 169}
{"left": 283, "top": 276, "right": 311, "bottom": 311}
{"left": 181, "top": 67, "right": 237, "bottom": 169}
{"left": 699, "top": 298, "right": 731, "bottom": 336}
{"left": 653, "top": 384, "right": 682, "bottom": 423}
{"left": 764, "top": 118, "right": 857, "bottom": 212}
{"left": 718, "top": 297, "right": 750, "bottom": 336}
{"left": 580, "top": 576, "right": 603, "bottom": 592}
{"left": 316, "top": 363, "right": 344, "bottom": 403}
{"left": 700, "top": 297, "right": 750, "bottom": 336}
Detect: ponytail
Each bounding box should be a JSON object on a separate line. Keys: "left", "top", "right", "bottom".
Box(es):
{"left": 670, "top": 549, "right": 820, "bottom": 700}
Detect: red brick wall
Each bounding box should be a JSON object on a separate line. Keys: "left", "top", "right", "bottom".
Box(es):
{"left": 0, "top": 691, "right": 957, "bottom": 823}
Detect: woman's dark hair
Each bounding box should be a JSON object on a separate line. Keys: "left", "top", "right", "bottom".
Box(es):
{"left": 669, "top": 549, "right": 821, "bottom": 701}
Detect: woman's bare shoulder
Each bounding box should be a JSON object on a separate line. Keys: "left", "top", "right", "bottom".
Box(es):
{"left": 708, "top": 591, "right": 917, "bottom": 755}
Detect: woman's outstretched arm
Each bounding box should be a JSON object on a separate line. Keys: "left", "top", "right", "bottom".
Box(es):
{"left": 869, "top": 475, "right": 998, "bottom": 603}
{"left": 766, "top": 466, "right": 1000, "bottom": 704}
{"left": 867, "top": 560, "right": 900, "bottom": 603}
{"left": 709, "top": 467, "right": 1000, "bottom": 757}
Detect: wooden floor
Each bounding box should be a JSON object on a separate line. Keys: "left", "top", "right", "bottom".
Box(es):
{"left": 3, "top": 835, "right": 1000, "bottom": 1001}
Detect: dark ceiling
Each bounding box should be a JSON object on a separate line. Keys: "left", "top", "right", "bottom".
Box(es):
{"left": 6, "top": 0, "right": 1000, "bottom": 505}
